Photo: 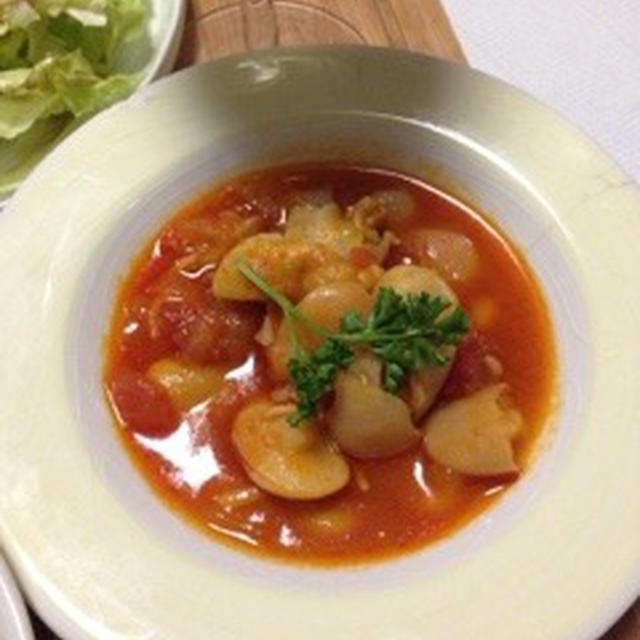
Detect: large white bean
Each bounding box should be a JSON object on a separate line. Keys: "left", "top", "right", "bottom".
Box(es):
{"left": 302, "top": 507, "right": 356, "bottom": 536}
{"left": 423, "top": 384, "right": 523, "bottom": 476}
{"left": 267, "top": 281, "right": 373, "bottom": 381}
{"left": 419, "top": 229, "right": 478, "bottom": 282}
{"left": 232, "top": 402, "right": 350, "bottom": 500}
{"left": 375, "top": 264, "right": 457, "bottom": 302}
{"left": 400, "top": 228, "right": 478, "bottom": 282}
{"left": 147, "top": 359, "right": 225, "bottom": 411}
{"left": 375, "top": 265, "right": 458, "bottom": 419}
{"left": 328, "top": 367, "right": 420, "bottom": 459}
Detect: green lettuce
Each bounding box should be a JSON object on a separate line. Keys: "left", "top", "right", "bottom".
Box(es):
{"left": 0, "top": 1, "right": 40, "bottom": 36}
{"left": 0, "top": 114, "right": 72, "bottom": 194}
{"left": 0, "top": 29, "right": 29, "bottom": 68}
{"left": 33, "top": 1, "right": 109, "bottom": 26}
{"left": 0, "top": 0, "right": 149, "bottom": 194}
{"left": 0, "top": 51, "right": 139, "bottom": 139}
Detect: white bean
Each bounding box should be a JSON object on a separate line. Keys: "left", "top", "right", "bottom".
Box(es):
{"left": 376, "top": 265, "right": 458, "bottom": 419}
{"left": 147, "top": 359, "right": 225, "bottom": 411}
{"left": 267, "top": 281, "right": 372, "bottom": 382}
{"left": 328, "top": 366, "right": 420, "bottom": 459}
{"left": 423, "top": 384, "right": 523, "bottom": 476}
{"left": 419, "top": 229, "right": 478, "bottom": 282}
{"left": 232, "top": 401, "right": 350, "bottom": 500}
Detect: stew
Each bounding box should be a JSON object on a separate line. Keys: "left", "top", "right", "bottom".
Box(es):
{"left": 105, "top": 164, "right": 556, "bottom": 566}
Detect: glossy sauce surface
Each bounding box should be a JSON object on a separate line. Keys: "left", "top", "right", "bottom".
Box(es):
{"left": 105, "top": 165, "right": 556, "bottom": 565}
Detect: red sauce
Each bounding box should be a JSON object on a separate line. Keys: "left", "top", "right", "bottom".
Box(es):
{"left": 105, "top": 164, "right": 556, "bottom": 565}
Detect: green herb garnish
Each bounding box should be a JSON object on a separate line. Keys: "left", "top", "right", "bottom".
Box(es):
{"left": 237, "top": 262, "right": 469, "bottom": 425}
{"left": 288, "top": 338, "right": 356, "bottom": 425}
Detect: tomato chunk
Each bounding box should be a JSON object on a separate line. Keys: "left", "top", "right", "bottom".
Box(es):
{"left": 349, "top": 246, "right": 378, "bottom": 269}
{"left": 439, "top": 331, "right": 501, "bottom": 401}
{"left": 109, "top": 368, "right": 178, "bottom": 437}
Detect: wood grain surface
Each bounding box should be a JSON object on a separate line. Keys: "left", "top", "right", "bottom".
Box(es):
{"left": 176, "top": 0, "right": 465, "bottom": 67}
{"left": 29, "top": 0, "right": 638, "bottom": 638}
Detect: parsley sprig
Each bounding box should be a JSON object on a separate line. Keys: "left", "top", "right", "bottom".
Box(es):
{"left": 237, "top": 262, "right": 469, "bottom": 425}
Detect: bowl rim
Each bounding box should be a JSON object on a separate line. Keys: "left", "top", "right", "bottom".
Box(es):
{"left": 0, "top": 553, "right": 34, "bottom": 640}
{"left": 0, "top": 45, "right": 639, "bottom": 640}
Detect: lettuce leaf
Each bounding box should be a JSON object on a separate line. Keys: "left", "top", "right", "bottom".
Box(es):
{"left": 107, "top": 0, "right": 147, "bottom": 50}
{"left": 33, "top": 1, "right": 108, "bottom": 26}
{"left": 0, "top": 0, "right": 150, "bottom": 190}
{"left": 0, "top": 28, "right": 29, "bottom": 68}
{"left": 0, "top": 114, "right": 73, "bottom": 194}
{"left": 39, "top": 13, "right": 110, "bottom": 70}
{"left": 0, "top": 1, "right": 40, "bottom": 37}
{"left": 0, "top": 51, "right": 139, "bottom": 139}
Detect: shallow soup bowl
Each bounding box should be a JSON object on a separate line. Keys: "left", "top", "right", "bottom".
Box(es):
{"left": 0, "top": 46, "right": 638, "bottom": 640}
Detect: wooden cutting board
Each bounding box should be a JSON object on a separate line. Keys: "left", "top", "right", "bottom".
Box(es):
{"left": 176, "top": 0, "right": 466, "bottom": 66}
{"left": 31, "top": 0, "right": 638, "bottom": 638}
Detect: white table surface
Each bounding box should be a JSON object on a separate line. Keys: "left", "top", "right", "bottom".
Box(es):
{"left": 445, "top": 0, "right": 640, "bottom": 184}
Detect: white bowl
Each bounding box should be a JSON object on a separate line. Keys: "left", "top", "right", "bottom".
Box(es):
{"left": 0, "top": 46, "right": 638, "bottom": 640}
{"left": 0, "top": 554, "right": 33, "bottom": 640}
{"left": 0, "top": 6, "right": 185, "bottom": 630}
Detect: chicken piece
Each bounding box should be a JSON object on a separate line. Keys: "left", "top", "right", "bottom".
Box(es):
{"left": 232, "top": 401, "right": 350, "bottom": 500}
{"left": 347, "top": 190, "right": 415, "bottom": 232}
{"left": 285, "top": 190, "right": 365, "bottom": 257}
{"left": 286, "top": 190, "right": 401, "bottom": 263}
{"left": 212, "top": 233, "right": 357, "bottom": 303}
{"left": 423, "top": 384, "right": 523, "bottom": 476}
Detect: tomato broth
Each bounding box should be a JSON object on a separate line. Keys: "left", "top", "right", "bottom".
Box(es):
{"left": 105, "top": 164, "right": 556, "bottom": 565}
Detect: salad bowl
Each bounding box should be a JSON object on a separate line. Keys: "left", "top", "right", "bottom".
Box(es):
{"left": 0, "top": 0, "right": 185, "bottom": 201}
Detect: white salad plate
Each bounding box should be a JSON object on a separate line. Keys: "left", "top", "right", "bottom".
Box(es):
{"left": 0, "top": 46, "right": 638, "bottom": 640}
{"left": 142, "top": 0, "right": 186, "bottom": 84}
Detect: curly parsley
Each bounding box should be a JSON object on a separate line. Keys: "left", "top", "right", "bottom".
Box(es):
{"left": 237, "top": 261, "right": 469, "bottom": 425}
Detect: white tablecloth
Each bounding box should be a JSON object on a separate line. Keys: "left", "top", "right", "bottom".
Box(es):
{"left": 445, "top": 0, "right": 640, "bottom": 183}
